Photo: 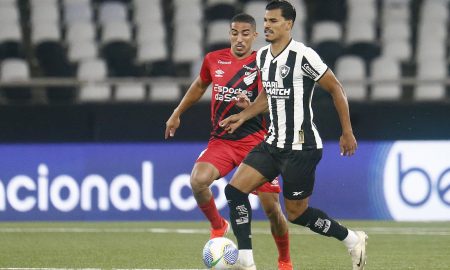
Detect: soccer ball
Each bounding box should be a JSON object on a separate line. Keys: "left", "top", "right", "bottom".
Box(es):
{"left": 202, "top": 237, "right": 239, "bottom": 269}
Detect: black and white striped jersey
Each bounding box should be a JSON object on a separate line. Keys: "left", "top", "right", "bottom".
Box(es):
{"left": 256, "top": 39, "right": 328, "bottom": 150}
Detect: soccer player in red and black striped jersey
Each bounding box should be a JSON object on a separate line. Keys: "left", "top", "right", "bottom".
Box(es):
{"left": 165, "top": 13, "right": 292, "bottom": 270}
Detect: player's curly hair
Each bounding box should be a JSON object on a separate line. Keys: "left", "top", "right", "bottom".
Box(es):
{"left": 266, "top": 0, "right": 296, "bottom": 23}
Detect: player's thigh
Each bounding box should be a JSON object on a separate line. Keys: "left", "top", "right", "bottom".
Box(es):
{"left": 281, "top": 149, "right": 322, "bottom": 200}
{"left": 190, "top": 162, "right": 221, "bottom": 188}
{"left": 195, "top": 140, "right": 237, "bottom": 179}
{"left": 229, "top": 163, "right": 269, "bottom": 194}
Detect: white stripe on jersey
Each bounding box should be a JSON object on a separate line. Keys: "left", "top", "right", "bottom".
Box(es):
{"left": 276, "top": 98, "right": 287, "bottom": 148}
{"left": 257, "top": 40, "right": 327, "bottom": 150}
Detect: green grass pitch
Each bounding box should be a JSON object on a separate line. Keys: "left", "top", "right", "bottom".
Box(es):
{"left": 1, "top": 221, "right": 449, "bottom": 269}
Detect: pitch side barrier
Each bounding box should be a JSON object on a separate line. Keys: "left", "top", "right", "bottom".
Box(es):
{"left": 0, "top": 141, "right": 449, "bottom": 221}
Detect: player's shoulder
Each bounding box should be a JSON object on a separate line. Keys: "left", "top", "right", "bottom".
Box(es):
{"left": 293, "top": 40, "right": 320, "bottom": 58}
{"left": 289, "top": 39, "right": 313, "bottom": 53}
{"left": 256, "top": 44, "right": 271, "bottom": 58}
{"left": 208, "top": 48, "right": 230, "bottom": 58}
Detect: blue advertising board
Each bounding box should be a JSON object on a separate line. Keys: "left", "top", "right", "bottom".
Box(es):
{"left": 0, "top": 141, "right": 449, "bottom": 221}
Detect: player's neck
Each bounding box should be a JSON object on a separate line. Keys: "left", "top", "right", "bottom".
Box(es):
{"left": 270, "top": 35, "right": 292, "bottom": 57}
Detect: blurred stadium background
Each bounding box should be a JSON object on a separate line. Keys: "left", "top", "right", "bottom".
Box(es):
{"left": 0, "top": 0, "right": 449, "bottom": 269}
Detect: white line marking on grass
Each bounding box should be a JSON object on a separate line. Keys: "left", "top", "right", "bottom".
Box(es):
{"left": 0, "top": 227, "right": 449, "bottom": 236}
{"left": 0, "top": 268, "right": 102, "bottom": 270}
{"left": 0, "top": 269, "right": 207, "bottom": 270}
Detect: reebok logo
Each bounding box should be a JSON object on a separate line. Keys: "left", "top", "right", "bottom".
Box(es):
{"left": 292, "top": 191, "right": 304, "bottom": 196}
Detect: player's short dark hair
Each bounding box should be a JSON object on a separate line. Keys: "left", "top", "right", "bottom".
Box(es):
{"left": 230, "top": 13, "right": 256, "bottom": 29}
{"left": 266, "top": 0, "right": 296, "bottom": 23}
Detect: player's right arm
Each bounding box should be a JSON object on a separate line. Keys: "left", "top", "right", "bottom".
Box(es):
{"left": 165, "top": 76, "right": 210, "bottom": 139}
{"left": 219, "top": 89, "right": 268, "bottom": 134}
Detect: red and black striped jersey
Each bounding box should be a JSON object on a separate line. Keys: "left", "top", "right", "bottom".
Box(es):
{"left": 200, "top": 48, "right": 267, "bottom": 141}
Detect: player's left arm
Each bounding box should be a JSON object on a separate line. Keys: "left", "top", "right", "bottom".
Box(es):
{"left": 317, "top": 69, "right": 357, "bottom": 156}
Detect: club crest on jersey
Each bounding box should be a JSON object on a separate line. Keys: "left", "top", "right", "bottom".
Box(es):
{"left": 243, "top": 71, "right": 257, "bottom": 85}
{"left": 215, "top": 69, "right": 225, "bottom": 77}
{"left": 279, "top": 65, "right": 290, "bottom": 78}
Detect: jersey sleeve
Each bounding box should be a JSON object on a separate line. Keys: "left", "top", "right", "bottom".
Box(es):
{"left": 300, "top": 47, "right": 328, "bottom": 81}
{"left": 199, "top": 53, "right": 212, "bottom": 83}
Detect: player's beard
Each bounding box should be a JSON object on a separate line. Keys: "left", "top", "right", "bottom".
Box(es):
{"left": 233, "top": 46, "right": 246, "bottom": 57}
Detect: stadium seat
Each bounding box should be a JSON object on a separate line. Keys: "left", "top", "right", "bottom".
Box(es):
{"left": 137, "top": 41, "right": 169, "bottom": 64}
{"left": 149, "top": 81, "right": 181, "bottom": 102}
{"left": 63, "top": 2, "right": 93, "bottom": 25}
{"left": 173, "top": 3, "right": 203, "bottom": 24}
{"left": 370, "top": 57, "right": 402, "bottom": 100}
{"left": 30, "top": 0, "right": 58, "bottom": 7}
{"left": 101, "top": 21, "right": 131, "bottom": 44}
{"left": 310, "top": 21, "right": 342, "bottom": 44}
{"left": 98, "top": 2, "right": 128, "bottom": 25}
{"left": 414, "top": 60, "right": 447, "bottom": 101}
{"left": 311, "top": 0, "right": 346, "bottom": 22}
{"left": 205, "top": 4, "right": 236, "bottom": 21}
{"left": 345, "top": 22, "right": 380, "bottom": 63}
{"left": 381, "top": 40, "right": 411, "bottom": 62}
{"left": 77, "top": 58, "right": 111, "bottom": 101}
{"left": 31, "top": 5, "right": 60, "bottom": 25}
{"left": 205, "top": 0, "right": 237, "bottom": 7}
{"left": 65, "top": 21, "right": 97, "bottom": 44}
{"left": 100, "top": 21, "right": 136, "bottom": 76}
{"left": 0, "top": 23, "right": 24, "bottom": 60}
{"left": 101, "top": 41, "right": 137, "bottom": 77}
{"left": 335, "top": 56, "right": 367, "bottom": 101}
{"left": 310, "top": 21, "right": 343, "bottom": 68}
{"left": 134, "top": 1, "right": 164, "bottom": 25}
{"left": 0, "top": 58, "right": 31, "bottom": 101}
{"left": 136, "top": 23, "right": 166, "bottom": 44}
{"left": 68, "top": 40, "right": 98, "bottom": 63}
{"left": 62, "top": 0, "right": 90, "bottom": 6}
{"left": 115, "top": 83, "right": 146, "bottom": 101}
{"left": 206, "top": 20, "right": 230, "bottom": 47}
{"left": 382, "top": 21, "right": 410, "bottom": 43}
{"left": 31, "top": 23, "right": 61, "bottom": 44}
{"left": 421, "top": 1, "right": 448, "bottom": 23}
{"left": 0, "top": 4, "right": 19, "bottom": 23}
{"left": 347, "top": 2, "right": 377, "bottom": 23}
{"left": 172, "top": 36, "right": 203, "bottom": 76}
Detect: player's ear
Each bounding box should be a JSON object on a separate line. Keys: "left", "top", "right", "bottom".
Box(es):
{"left": 286, "top": 20, "right": 293, "bottom": 30}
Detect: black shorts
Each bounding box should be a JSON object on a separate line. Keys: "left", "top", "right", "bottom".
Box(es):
{"left": 242, "top": 141, "right": 322, "bottom": 200}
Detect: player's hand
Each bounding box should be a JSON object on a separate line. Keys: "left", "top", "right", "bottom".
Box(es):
{"left": 234, "top": 93, "right": 250, "bottom": 109}
{"left": 219, "top": 114, "right": 245, "bottom": 134}
{"left": 339, "top": 132, "right": 357, "bottom": 156}
{"left": 165, "top": 115, "right": 180, "bottom": 139}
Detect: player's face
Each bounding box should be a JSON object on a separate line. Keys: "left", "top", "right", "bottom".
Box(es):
{"left": 264, "top": 9, "right": 292, "bottom": 43}
{"left": 229, "top": 22, "right": 257, "bottom": 58}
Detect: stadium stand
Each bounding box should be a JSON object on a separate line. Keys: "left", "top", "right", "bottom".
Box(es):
{"left": 0, "top": 0, "right": 447, "bottom": 104}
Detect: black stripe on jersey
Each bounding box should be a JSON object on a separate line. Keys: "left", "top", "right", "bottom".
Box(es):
{"left": 283, "top": 50, "right": 297, "bottom": 148}
{"left": 300, "top": 76, "right": 316, "bottom": 148}
{"left": 268, "top": 59, "right": 278, "bottom": 146}
{"left": 259, "top": 49, "right": 268, "bottom": 69}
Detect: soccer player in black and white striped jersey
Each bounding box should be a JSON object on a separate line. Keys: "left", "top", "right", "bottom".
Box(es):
{"left": 220, "top": 1, "right": 368, "bottom": 269}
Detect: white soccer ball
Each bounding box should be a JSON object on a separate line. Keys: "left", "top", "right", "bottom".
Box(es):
{"left": 202, "top": 237, "right": 239, "bottom": 269}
